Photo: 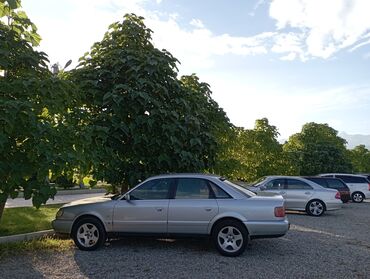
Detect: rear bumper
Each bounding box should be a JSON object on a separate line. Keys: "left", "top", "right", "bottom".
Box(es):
{"left": 325, "top": 201, "right": 342, "bottom": 211}
{"left": 52, "top": 219, "right": 73, "bottom": 234}
{"left": 245, "top": 219, "right": 289, "bottom": 237}
{"left": 364, "top": 192, "right": 370, "bottom": 199}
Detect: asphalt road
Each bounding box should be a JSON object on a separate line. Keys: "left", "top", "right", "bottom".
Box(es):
{"left": 1, "top": 201, "right": 370, "bottom": 279}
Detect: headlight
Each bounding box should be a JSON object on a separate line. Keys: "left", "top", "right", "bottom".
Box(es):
{"left": 56, "top": 209, "right": 64, "bottom": 218}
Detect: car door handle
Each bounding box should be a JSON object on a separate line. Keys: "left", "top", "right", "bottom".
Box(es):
{"left": 279, "top": 191, "right": 286, "bottom": 194}
{"left": 205, "top": 208, "right": 212, "bottom": 212}
{"left": 304, "top": 192, "right": 311, "bottom": 195}
{"left": 155, "top": 207, "right": 163, "bottom": 212}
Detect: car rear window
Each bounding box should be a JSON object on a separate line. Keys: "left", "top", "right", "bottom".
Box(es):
{"left": 336, "top": 175, "right": 368, "bottom": 184}
{"left": 223, "top": 180, "right": 256, "bottom": 197}
{"left": 305, "top": 177, "right": 327, "bottom": 187}
{"left": 326, "top": 179, "right": 348, "bottom": 189}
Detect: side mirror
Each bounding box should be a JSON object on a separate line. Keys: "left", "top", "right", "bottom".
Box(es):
{"left": 260, "top": 186, "right": 266, "bottom": 191}
{"left": 124, "top": 194, "right": 131, "bottom": 201}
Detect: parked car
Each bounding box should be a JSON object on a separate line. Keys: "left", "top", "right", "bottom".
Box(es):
{"left": 52, "top": 173, "right": 289, "bottom": 257}
{"left": 318, "top": 173, "right": 370, "bottom": 203}
{"left": 358, "top": 173, "right": 370, "bottom": 181}
{"left": 249, "top": 176, "right": 342, "bottom": 217}
{"left": 303, "top": 177, "right": 351, "bottom": 203}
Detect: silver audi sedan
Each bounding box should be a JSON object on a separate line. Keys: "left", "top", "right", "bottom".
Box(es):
{"left": 52, "top": 173, "right": 289, "bottom": 257}
{"left": 249, "top": 176, "right": 342, "bottom": 217}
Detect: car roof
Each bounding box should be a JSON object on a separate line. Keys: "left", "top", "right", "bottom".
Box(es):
{"left": 319, "top": 173, "right": 368, "bottom": 178}
{"left": 148, "top": 173, "right": 222, "bottom": 179}
{"left": 264, "top": 175, "right": 307, "bottom": 180}
{"left": 304, "top": 176, "right": 341, "bottom": 180}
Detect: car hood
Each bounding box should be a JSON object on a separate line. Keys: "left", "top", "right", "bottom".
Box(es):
{"left": 62, "top": 196, "right": 112, "bottom": 207}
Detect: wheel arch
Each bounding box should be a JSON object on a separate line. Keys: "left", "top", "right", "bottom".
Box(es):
{"left": 71, "top": 214, "right": 107, "bottom": 236}
{"left": 209, "top": 215, "right": 249, "bottom": 236}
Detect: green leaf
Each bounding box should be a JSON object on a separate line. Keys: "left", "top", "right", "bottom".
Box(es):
{"left": 6, "top": 0, "right": 20, "bottom": 9}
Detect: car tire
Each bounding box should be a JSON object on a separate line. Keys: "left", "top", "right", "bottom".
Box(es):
{"left": 72, "top": 217, "right": 106, "bottom": 251}
{"left": 306, "top": 199, "right": 325, "bottom": 217}
{"left": 351, "top": 192, "right": 365, "bottom": 203}
{"left": 212, "top": 220, "right": 248, "bottom": 257}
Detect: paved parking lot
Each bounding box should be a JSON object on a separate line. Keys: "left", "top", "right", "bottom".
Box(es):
{"left": 1, "top": 201, "right": 370, "bottom": 279}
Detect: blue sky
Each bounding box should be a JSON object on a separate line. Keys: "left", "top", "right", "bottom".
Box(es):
{"left": 22, "top": 0, "right": 370, "bottom": 139}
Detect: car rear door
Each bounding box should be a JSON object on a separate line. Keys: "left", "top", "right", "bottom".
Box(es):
{"left": 112, "top": 178, "right": 174, "bottom": 233}
{"left": 284, "top": 179, "right": 314, "bottom": 210}
{"left": 168, "top": 178, "right": 218, "bottom": 235}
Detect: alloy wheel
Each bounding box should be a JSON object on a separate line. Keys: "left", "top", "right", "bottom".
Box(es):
{"left": 352, "top": 193, "right": 363, "bottom": 203}
{"left": 76, "top": 223, "right": 100, "bottom": 248}
{"left": 309, "top": 201, "right": 324, "bottom": 216}
{"left": 217, "top": 226, "right": 244, "bottom": 253}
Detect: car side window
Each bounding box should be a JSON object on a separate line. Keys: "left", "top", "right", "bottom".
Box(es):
{"left": 265, "top": 179, "right": 285, "bottom": 190}
{"left": 306, "top": 178, "right": 327, "bottom": 187}
{"left": 209, "top": 182, "right": 231, "bottom": 199}
{"left": 175, "top": 178, "right": 211, "bottom": 199}
{"left": 337, "top": 175, "right": 367, "bottom": 183}
{"left": 130, "top": 179, "right": 172, "bottom": 200}
{"left": 286, "top": 179, "right": 312, "bottom": 190}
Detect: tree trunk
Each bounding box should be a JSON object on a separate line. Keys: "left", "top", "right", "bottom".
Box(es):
{"left": 0, "top": 200, "right": 6, "bottom": 223}
{"left": 120, "top": 183, "right": 130, "bottom": 194}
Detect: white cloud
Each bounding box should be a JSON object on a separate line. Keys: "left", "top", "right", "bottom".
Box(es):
{"left": 206, "top": 73, "right": 370, "bottom": 138}
{"left": 189, "top": 19, "right": 205, "bottom": 29}
{"left": 269, "top": 0, "right": 370, "bottom": 60}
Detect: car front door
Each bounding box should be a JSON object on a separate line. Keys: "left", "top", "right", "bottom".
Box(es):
{"left": 285, "top": 179, "right": 313, "bottom": 209}
{"left": 112, "top": 178, "right": 174, "bottom": 233}
{"left": 168, "top": 178, "right": 218, "bottom": 235}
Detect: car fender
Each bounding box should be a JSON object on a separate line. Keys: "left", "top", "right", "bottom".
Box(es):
{"left": 72, "top": 211, "right": 112, "bottom": 233}
{"left": 207, "top": 212, "right": 248, "bottom": 234}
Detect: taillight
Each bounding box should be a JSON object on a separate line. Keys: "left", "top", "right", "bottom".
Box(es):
{"left": 274, "top": 206, "right": 285, "bottom": 217}
{"left": 368, "top": 183, "right": 370, "bottom": 191}
{"left": 335, "top": 191, "right": 341, "bottom": 199}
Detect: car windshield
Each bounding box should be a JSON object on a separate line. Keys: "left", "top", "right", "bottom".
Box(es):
{"left": 223, "top": 180, "right": 256, "bottom": 197}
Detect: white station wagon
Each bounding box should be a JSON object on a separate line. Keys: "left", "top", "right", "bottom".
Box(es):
{"left": 53, "top": 174, "right": 289, "bottom": 257}
{"left": 319, "top": 173, "right": 370, "bottom": 203}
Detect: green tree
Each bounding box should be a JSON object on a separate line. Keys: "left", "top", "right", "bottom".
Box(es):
{"left": 349, "top": 145, "right": 370, "bottom": 173}
{"left": 69, "top": 14, "right": 228, "bottom": 192}
{"left": 0, "top": 0, "right": 83, "bottom": 221}
{"left": 214, "top": 118, "right": 286, "bottom": 182}
{"left": 283, "top": 122, "right": 352, "bottom": 175}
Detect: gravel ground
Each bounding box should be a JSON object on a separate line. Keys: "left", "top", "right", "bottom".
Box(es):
{"left": 1, "top": 201, "right": 370, "bottom": 279}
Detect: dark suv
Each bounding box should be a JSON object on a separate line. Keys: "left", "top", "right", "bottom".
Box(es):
{"left": 304, "top": 177, "right": 351, "bottom": 203}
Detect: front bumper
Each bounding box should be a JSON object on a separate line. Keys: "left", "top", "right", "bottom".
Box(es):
{"left": 245, "top": 219, "right": 289, "bottom": 237}
{"left": 52, "top": 219, "right": 73, "bottom": 234}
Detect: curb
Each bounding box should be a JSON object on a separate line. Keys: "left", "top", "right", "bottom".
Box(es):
{"left": 0, "top": 230, "right": 55, "bottom": 244}
{"left": 17, "top": 188, "right": 106, "bottom": 198}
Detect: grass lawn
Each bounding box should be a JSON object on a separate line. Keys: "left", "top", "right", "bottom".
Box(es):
{"left": 0, "top": 204, "right": 63, "bottom": 237}
{"left": 0, "top": 236, "right": 74, "bottom": 259}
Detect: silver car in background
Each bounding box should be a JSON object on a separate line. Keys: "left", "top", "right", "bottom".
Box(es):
{"left": 52, "top": 173, "right": 289, "bottom": 257}
{"left": 319, "top": 173, "right": 370, "bottom": 203}
{"left": 249, "top": 176, "right": 342, "bottom": 216}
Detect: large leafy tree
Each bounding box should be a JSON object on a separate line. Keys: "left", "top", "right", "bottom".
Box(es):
{"left": 214, "top": 118, "right": 287, "bottom": 182}
{"left": 0, "top": 0, "right": 82, "bottom": 220}
{"left": 349, "top": 145, "right": 370, "bottom": 173}
{"left": 69, "top": 14, "right": 229, "bottom": 191}
{"left": 283, "top": 122, "right": 352, "bottom": 175}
